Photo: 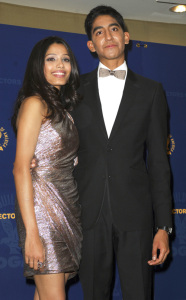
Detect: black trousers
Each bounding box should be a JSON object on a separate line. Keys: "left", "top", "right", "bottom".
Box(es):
{"left": 79, "top": 184, "right": 153, "bottom": 300}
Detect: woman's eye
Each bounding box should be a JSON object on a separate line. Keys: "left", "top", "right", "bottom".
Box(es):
{"left": 46, "top": 57, "right": 55, "bottom": 62}
{"left": 63, "top": 58, "right": 70, "bottom": 63}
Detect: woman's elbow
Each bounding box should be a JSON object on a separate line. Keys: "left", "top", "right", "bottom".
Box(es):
{"left": 13, "top": 163, "right": 28, "bottom": 179}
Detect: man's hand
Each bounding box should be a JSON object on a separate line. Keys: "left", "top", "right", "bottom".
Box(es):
{"left": 148, "top": 229, "right": 170, "bottom": 266}
{"left": 74, "top": 156, "right": 78, "bottom": 166}
{"left": 30, "top": 158, "right": 37, "bottom": 169}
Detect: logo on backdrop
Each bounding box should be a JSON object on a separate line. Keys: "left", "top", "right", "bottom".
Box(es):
{"left": 167, "top": 134, "right": 175, "bottom": 155}
{"left": 0, "top": 127, "right": 9, "bottom": 151}
{"left": 166, "top": 91, "right": 186, "bottom": 98}
{"left": 0, "top": 78, "right": 21, "bottom": 86}
{"left": 172, "top": 214, "right": 186, "bottom": 257}
{"left": 172, "top": 192, "right": 186, "bottom": 257}
{"left": 173, "top": 209, "right": 186, "bottom": 214}
{"left": 0, "top": 194, "right": 22, "bottom": 269}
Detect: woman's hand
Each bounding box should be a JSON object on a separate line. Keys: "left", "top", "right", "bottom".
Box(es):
{"left": 25, "top": 232, "right": 45, "bottom": 271}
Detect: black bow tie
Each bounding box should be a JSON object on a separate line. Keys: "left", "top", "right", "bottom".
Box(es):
{"left": 99, "top": 68, "right": 126, "bottom": 80}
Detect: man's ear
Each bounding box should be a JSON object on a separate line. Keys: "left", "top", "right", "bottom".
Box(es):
{"left": 87, "top": 40, "right": 96, "bottom": 53}
{"left": 124, "top": 32, "right": 130, "bottom": 45}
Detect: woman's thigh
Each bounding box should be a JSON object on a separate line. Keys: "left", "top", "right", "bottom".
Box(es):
{"left": 34, "top": 273, "right": 66, "bottom": 300}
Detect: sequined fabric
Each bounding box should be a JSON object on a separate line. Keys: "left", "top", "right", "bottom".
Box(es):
{"left": 15, "top": 112, "right": 82, "bottom": 278}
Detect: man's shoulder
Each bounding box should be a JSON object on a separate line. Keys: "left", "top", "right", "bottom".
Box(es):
{"left": 128, "top": 68, "right": 161, "bottom": 88}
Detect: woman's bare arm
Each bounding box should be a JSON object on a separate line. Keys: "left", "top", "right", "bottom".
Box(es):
{"left": 13, "top": 96, "right": 47, "bottom": 270}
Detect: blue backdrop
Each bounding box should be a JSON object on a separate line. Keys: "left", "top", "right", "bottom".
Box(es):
{"left": 0, "top": 24, "right": 186, "bottom": 300}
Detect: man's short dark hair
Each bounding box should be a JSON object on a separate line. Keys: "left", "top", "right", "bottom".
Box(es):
{"left": 85, "top": 5, "right": 125, "bottom": 40}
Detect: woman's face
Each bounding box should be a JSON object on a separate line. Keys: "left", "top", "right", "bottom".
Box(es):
{"left": 44, "top": 43, "right": 71, "bottom": 89}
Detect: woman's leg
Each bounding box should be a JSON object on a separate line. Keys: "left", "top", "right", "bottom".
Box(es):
{"left": 33, "top": 287, "right": 39, "bottom": 300}
{"left": 65, "top": 273, "right": 70, "bottom": 284}
{"left": 34, "top": 273, "right": 67, "bottom": 300}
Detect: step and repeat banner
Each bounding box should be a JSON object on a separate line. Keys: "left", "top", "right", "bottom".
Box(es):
{"left": 0, "top": 24, "right": 186, "bottom": 300}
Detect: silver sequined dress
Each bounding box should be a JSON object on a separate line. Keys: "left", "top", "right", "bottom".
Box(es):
{"left": 15, "top": 112, "right": 82, "bottom": 278}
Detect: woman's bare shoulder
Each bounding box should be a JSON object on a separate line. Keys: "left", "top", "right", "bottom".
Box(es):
{"left": 18, "top": 96, "right": 48, "bottom": 121}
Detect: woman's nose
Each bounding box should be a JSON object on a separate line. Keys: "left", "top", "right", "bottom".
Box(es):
{"left": 57, "top": 60, "right": 64, "bottom": 68}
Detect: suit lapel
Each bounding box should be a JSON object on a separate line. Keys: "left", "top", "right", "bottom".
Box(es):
{"left": 109, "top": 69, "right": 139, "bottom": 139}
{"left": 81, "top": 68, "right": 140, "bottom": 141}
{"left": 83, "top": 69, "right": 108, "bottom": 139}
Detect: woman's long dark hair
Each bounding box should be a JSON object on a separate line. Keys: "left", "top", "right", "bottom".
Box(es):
{"left": 11, "top": 36, "right": 80, "bottom": 134}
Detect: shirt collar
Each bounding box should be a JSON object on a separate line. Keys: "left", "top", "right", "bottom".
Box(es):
{"left": 98, "top": 61, "right": 127, "bottom": 76}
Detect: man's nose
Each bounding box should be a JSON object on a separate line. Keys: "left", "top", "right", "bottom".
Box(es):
{"left": 105, "top": 30, "right": 112, "bottom": 40}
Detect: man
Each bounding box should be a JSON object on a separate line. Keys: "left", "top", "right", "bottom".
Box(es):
{"left": 73, "top": 5, "right": 172, "bottom": 300}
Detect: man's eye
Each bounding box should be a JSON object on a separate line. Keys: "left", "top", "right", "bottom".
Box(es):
{"left": 96, "top": 31, "right": 102, "bottom": 36}
{"left": 112, "top": 27, "right": 118, "bottom": 31}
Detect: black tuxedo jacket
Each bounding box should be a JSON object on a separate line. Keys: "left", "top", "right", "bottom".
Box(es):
{"left": 73, "top": 68, "right": 172, "bottom": 231}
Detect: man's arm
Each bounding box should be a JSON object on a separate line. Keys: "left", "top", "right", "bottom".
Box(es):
{"left": 146, "top": 82, "right": 172, "bottom": 265}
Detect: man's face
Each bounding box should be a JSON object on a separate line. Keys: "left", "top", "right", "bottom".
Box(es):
{"left": 87, "top": 15, "right": 129, "bottom": 67}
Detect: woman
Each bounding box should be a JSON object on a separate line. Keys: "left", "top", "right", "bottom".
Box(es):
{"left": 12, "top": 36, "right": 82, "bottom": 300}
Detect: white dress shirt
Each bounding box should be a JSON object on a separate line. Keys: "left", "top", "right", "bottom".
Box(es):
{"left": 98, "top": 61, "right": 128, "bottom": 137}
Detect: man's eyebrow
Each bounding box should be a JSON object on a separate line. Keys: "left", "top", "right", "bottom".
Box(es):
{"left": 109, "top": 23, "right": 120, "bottom": 28}
{"left": 92, "top": 23, "right": 120, "bottom": 34}
{"left": 92, "top": 26, "right": 103, "bottom": 34}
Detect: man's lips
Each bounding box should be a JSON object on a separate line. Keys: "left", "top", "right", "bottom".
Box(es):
{"left": 105, "top": 44, "right": 117, "bottom": 48}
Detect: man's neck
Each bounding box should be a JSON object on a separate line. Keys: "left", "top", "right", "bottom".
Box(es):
{"left": 100, "top": 58, "right": 125, "bottom": 70}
